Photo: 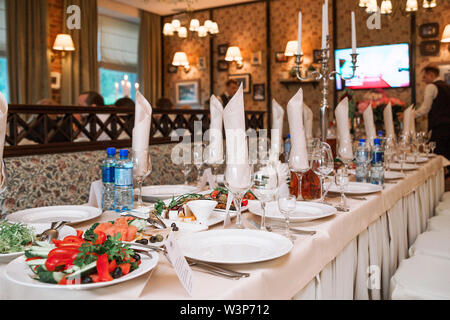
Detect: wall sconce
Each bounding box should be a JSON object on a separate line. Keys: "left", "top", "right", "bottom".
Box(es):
{"left": 172, "top": 51, "right": 190, "bottom": 73}
{"left": 284, "top": 40, "right": 302, "bottom": 59}
{"left": 51, "top": 33, "right": 75, "bottom": 62}
{"left": 442, "top": 24, "right": 450, "bottom": 51}
{"left": 225, "top": 46, "right": 243, "bottom": 69}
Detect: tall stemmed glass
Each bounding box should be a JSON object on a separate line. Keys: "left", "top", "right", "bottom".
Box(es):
{"left": 429, "top": 141, "right": 436, "bottom": 155}
{"left": 383, "top": 137, "right": 396, "bottom": 172}
{"left": 225, "top": 164, "right": 253, "bottom": 229}
{"left": 277, "top": 190, "right": 296, "bottom": 241}
{"left": 335, "top": 168, "right": 349, "bottom": 212}
{"left": 412, "top": 133, "right": 422, "bottom": 165}
{"left": 289, "top": 156, "right": 310, "bottom": 201}
{"left": 311, "top": 142, "right": 334, "bottom": 203}
{"left": 0, "top": 160, "right": 7, "bottom": 221}
{"left": 132, "top": 150, "right": 152, "bottom": 208}
{"left": 181, "top": 163, "right": 192, "bottom": 185}
{"left": 423, "top": 142, "right": 431, "bottom": 159}
{"left": 397, "top": 134, "right": 410, "bottom": 174}
{"left": 192, "top": 142, "right": 206, "bottom": 184}
{"left": 337, "top": 139, "right": 354, "bottom": 175}
{"left": 251, "top": 161, "right": 278, "bottom": 231}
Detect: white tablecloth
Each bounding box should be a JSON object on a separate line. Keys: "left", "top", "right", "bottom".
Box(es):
{"left": 1, "top": 156, "right": 447, "bottom": 300}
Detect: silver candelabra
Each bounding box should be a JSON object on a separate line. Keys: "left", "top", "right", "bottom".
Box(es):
{"left": 294, "top": 36, "right": 358, "bottom": 141}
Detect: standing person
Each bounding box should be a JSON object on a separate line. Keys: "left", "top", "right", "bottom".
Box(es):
{"left": 410, "top": 64, "right": 450, "bottom": 161}
{"left": 219, "top": 79, "right": 239, "bottom": 106}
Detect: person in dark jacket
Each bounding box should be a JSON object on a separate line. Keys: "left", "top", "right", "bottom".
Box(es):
{"left": 219, "top": 79, "right": 238, "bottom": 107}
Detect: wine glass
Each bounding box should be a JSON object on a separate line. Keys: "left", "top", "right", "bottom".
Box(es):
{"left": 397, "top": 134, "right": 410, "bottom": 174}
{"left": 181, "top": 163, "right": 192, "bottom": 185}
{"left": 383, "top": 137, "right": 396, "bottom": 172}
{"left": 289, "top": 154, "right": 310, "bottom": 201}
{"left": 423, "top": 142, "right": 431, "bottom": 159}
{"left": 337, "top": 139, "right": 354, "bottom": 174}
{"left": 277, "top": 191, "right": 296, "bottom": 241}
{"left": 335, "top": 168, "right": 349, "bottom": 212}
{"left": 429, "top": 141, "right": 436, "bottom": 155}
{"left": 412, "top": 133, "right": 422, "bottom": 165}
{"left": 251, "top": 161, "right": 278, "bottom": 231}
{"left": 132, "top": 150, "right": 152, "bottom": 208}
{"left": 192, "top": 142, "right": 205, "bottom": 184}
{"left": 225, "top": 164, "right": 253, "bottom": 229}
{"left": 311, "top": 142, "right": 334, "bottom": 203}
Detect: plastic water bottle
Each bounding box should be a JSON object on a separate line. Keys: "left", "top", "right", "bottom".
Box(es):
{"left": 114, "top": 149, "right": 134, "bottom": 212}
{"left": 284, "top": 134, "right": 291, "bottom": 162}
{"left": 101, "top": 147, "right": 116, "bottom": 210}
{"left": 370, "top": 138, "right": 385, "bottom": 186}
{"left": 355, "top": 139, "right": 370, "bottom": 183}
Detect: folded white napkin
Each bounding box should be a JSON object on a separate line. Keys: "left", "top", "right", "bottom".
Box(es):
{"left": 334, "top": 97, "right": 353, "bottom": 160}
{"left": 383, "top": 102, "right": 395, "bottom": 139}
{"left": 132, "top": 92, "right": 153, "bottom": 175}
{"left": 223, "top": 84, "right": 251, "bottom": 188}
{"left": 206, "top": 95, "right": 224, "bottom": 165}
{"left": 363, "top": 104, "right": 376, "bottom": 142}
{"left": 0, "top": 92, "right": 8, "bottom": 165}
{"left": 287, "top": 88, "right": 309, "bottom": 171}
{"left": 88, "top": 180, "right": 103, "bottom": 208}
{"left": 303, "top": 103, "right": 314, "bottom": 140}
{"left": 403, "top": 104, "right": 415, "bottom": 135}
{"left": 197, "top": 168, "right": 216, "bottom": 190}
{"left": 271, "top": 99, "right": 284, "bottom": 156}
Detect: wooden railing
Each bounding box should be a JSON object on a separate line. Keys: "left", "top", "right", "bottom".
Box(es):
{"left": 5, "top": 105, "right": 266, "bottom": 157}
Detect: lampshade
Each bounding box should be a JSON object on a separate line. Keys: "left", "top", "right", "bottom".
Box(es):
{"left": 380, "top": 0, "right": 392, "bottom": 14}
{"left": 172, "top": 52, "right": 189, "bottom": 66}
{"left": 210, "top": 22, "right": 219, "bottom": 34}
{"left": 359, "top": 0, "right": 369, "bottom": 7}
{"left": 197, "top": 26, "right": 208, "bottom": 37}
{"left": 204, "top": 20, "right": 213, "bottom": 32}
{"left": 52, "top": 34, "right": 75, "bottom": 51}
{"left": 189, "top": 19, "right": 200, "bottom": 31}
{"left": 405, "top": 0, "right": 418, "bottom": 11}
{"left": 365, "top": 0, "right": 378, "bottom": 13}
{"left": 442, "top": 24, "right": 450, "bottom": 43}
{"left": 163, "top": 23, "right": 175, "bottom": 36}
{"left": 171, "top": 19, "right": 181, "bottom": 30}
{"left": 284, "top": 40, "right": 299, "bottom": 56}
{"left": 225, "top": 46, "right": 242, "bottom": 62}
{"left": 178, "top": 27, "right": 187, "bottom": 38}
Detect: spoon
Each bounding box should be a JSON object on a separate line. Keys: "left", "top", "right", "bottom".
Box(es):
{"left": 123, "top": 213, "right": 167, "bottom": 229}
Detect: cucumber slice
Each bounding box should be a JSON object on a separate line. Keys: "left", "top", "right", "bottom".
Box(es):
{"left": 26, "top": 259, "right": 47, "bottom": 266}
{"left": 36, "top": 267, "right": 65, "bottom": 284}
{"left": 34, "top": 241, "right": 56, "bottom": 248}
{"left": 65, "top": 261, "right": 97, "bottom": 281}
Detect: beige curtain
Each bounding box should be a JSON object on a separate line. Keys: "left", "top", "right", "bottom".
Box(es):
{"left": 138, "top": 10, "right": 161, "bottom": 106}
{"left": 61, "top": 0, "right": 98, "bottom": 105}
{"left": 6, "top": 0, "right": 50, "bottom": 104}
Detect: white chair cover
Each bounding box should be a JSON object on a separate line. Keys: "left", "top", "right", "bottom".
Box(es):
{"left": 409, "top": 231, "right": 450, "bottom": 260}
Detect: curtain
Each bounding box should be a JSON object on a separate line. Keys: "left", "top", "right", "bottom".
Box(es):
{"left": 6, "top": 0, "right": 50, "bottom": 104}
{"left": 61, "top": 0, "right": 98, "bottom": 105}
{"left": 138, "top": 10, "right": 161, "bottom": 106}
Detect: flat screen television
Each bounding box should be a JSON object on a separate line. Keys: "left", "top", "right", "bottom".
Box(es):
{"left": 334, "top": 43, "right": 410, "bottom": 90}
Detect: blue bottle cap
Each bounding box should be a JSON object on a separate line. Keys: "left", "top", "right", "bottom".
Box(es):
{"left": 287, "top": 134, "right": 291, "bottom": 139}
{"left": 359, "top": 139, "right": 366, "bottom": 143}
{"left": 106, "top": 147, "right": 116, "bottom": 156}
{"left": 119, "top": 149, "right": 129, "bottom": 157}
{"left": 374, "top": 138, "right": 381, "bottom": 145}
{"left": 378, "top": 130, "right": 383, "bottom": 136}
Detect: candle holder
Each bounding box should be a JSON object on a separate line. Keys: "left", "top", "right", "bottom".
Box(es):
{"left": 294, "top": 36, "right": 358, "bottom": 141}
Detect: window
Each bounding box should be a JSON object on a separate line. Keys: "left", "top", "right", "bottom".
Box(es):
{"left": 98, "top": 14, "right": 139, "bottom": 105}
{"left": 0, "top": 0, "right": 9, "bottom": 102}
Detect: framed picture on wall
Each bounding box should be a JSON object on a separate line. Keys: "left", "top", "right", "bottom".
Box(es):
{"left": 313, "top": 49, "right": 322, "bottom": 63}
{"left": 253, "top": 83, "right": 265, "bottom": 101}
{"left": 198, "top": 57, "right": 207, "bottom": 70}
{"left": 438, "top": 62, "right": 450, "bottom": 85}
{"left": 50, "top": 72, "right": 61, "bottom": 89}
{"left": 251, "top": 51, "right": 262, "bottom": 65}
{"left": 229, "top": 74, "right": 252, "bottom": 93}
{"left": 275, "top": 52, "right": 288, "bottom": 63}
{"left": 419, "top": 23, "right": 439, "bottom": 38}
{"left": 420, "top": 40, "right": 440, "bottom": 56}
{"left": 218, "top": 43, "right": 229, "bottom": 56}
{"left": 218, "top": 60, "right": 229, "bottom": 71}
{"left": 175, "top": 80, "right": 201, "bottom": 106}
{"left": 168, "top": 64, "right": 178, "bottom": 73}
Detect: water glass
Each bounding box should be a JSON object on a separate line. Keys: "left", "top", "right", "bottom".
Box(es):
{"left": 251, "top": 162, "right": 278, "bottom": 231}
{"left": 225, "top": 164, "right": 253, "bottom": 229}
{"left": 192, "top": 142, "right": 205, "bottom": 183}
{"left": 335, "top": 169, "right": 349, "bottom": 211}
{"left": 277, "top": 193, "right": 297, "bottom": 241}
{"left": 181, "top": 163, "right": 192, "bottom": 185}
{"left": 429, "top": 141, "right": 436, "bottom": 155}
{"left": 423, "top": 143, "right": 431, "bottom": 158}
{"left": 311, "top": 142, "right": 334, "bottom": 203}
{"left": 132, "top": 150, "right": 152, "bottom": 208}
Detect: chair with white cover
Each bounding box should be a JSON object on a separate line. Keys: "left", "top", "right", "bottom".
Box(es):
{"left": 435, "top": 201, "right": 450, "bottom": 217}
{"left": 440, "top": 191, "right": 450, "bottom": 204}
{"left": 427, "top": 215, "right": 450, "bottom": 232}
{"left": 390, "top": 254, "right": 450, "bottom": 299}
{"left": 408, "top": 231, "right": 450, "bottom": 260}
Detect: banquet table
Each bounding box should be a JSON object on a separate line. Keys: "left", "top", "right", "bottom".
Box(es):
{"left": 1, "top": 155, "right": 448, "bottom": 300}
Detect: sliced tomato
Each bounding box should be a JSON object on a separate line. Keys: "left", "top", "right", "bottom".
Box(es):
{"left": 242, "top": 199, "right": 248, "bottom": 207}
{"left": 90, "top": 274, "right": 100, "bottom": 283}
{"left": 211, "top": 190, "right": 220, "bottom": 199}
{"left": 108, "top": 260, "right": 117, "bottom": 273}
{"left": 26, "top": 257, "right": 43, "bottom": 261}
{"left": 119, "top": 263, "right": 131, "bottom": 275}
{"left": 58, "top": 276, "right": 68, "bottom": 285}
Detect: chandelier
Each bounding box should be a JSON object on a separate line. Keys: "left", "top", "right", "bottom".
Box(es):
{"left": 163, "top": 17, "right": 219, "bottom": 38}
{"left": 359, "top": 0, "right": 438, "bottom": 15}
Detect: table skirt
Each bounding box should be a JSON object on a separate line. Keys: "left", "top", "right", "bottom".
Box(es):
{"left": 293, "top": 167, "right": 445, "bottom": 300}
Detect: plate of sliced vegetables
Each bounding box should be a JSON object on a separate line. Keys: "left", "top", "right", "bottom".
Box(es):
{"left": 4, "top": 231, "right": 158, "bottom": 290}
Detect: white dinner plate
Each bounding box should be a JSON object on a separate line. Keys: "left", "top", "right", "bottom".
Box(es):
{"left": 248, "top": 200, "right": 336, "bottom": 222}
{"left": 178, "top": 229, "right": 293, "bottom": 264}
{"left": 7, "top": 205, "right": 102, "bottom": 224}
{"left": 0, "top": 223, "right": 77, "bottom": 263}
{"left": 4, "top": 251, "right": 158, "bottom": 290}
{"left": 348, "top": 169, "right": 405, "bottom": 180}
{"left": 137, "top": 185, "right": 200, "bottom": 201}
{"left": 404, "top": 156, "right": 428, "bottom": 163}
{"left": 388, "top": 163, "right": 419, "bottom": 171}
{"left": 327, "top": 182, "right": 382, "bottom": 195}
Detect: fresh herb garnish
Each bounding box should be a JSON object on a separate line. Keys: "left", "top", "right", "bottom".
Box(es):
{"left": 0, "top": 221, "right": 35, "bottom": 254}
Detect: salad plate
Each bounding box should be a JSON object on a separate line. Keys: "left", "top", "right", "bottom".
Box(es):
{"left": 7, "top": 205, "right": 102, "bottom": 224}
{"left": 4, "top": 251, "right": 158, "bottom": 290}
{"left": 326, "top": 182, "right": 382, "bottom": 195}
{"left": 348, "top": 169, "right": 405, "bottom": 180}
{"left": 0, "top": 223, "right": 77, "bottom": 263}
{"left": 179, "top": 229, "right": 293, "bottom": 264}
{"left": 137, "top": 185, "right": 200, "bottom": 202}
{"left": 388, "top": 163, "right": 419, "bottom": 171}
{"left": 248, "top": 200, "right": 336, "bottom": 222}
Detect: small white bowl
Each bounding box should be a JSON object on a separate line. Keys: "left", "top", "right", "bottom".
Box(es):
{"left": 187, "top": 200, "right": 218, "bottom": 225}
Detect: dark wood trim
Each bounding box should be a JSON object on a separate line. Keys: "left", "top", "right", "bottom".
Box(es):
{"left": 266, "top": 0, "right": 272, "bottom": 133}
{"left": 332, "top": 0, "right": 338, "bottom": 108}
{"left": 209, "top": 9, "right": 214, "bottom": 98}
{"left": 98, "top": 62, "right": 137, "bottom": 73}
{"left": 161, "top": 14, "right": 165, "bottom": 98}
{"left": 410, "top": 12, "right": 416, "bottom": 105}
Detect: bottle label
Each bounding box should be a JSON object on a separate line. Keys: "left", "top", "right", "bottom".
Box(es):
{"left": 115, "top": 168, "right": 133, "bottom": 186}
{"left": 102, "top": 166, "right": 115, "bottom": 183}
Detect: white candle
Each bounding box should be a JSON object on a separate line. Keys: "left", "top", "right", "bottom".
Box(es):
{"left": 135, "top": 83, "right": 139, "bottom": 93}
{"left": 120, "top": 80, "right": 125, "bottom": 97}
{"left": 351, "top": 11, "right": 357, "bottom": 54}
{"left": 126, "top": 82, "right": 131, "bottom": 97}
{"left": 321, "top": 2, "right": 329, "bottom": 49}
{"left": 297, "top": 11, "right": 302, "bottom": 55}
{"left": 115, "top": 82, "right": 119, "bottom": 101}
